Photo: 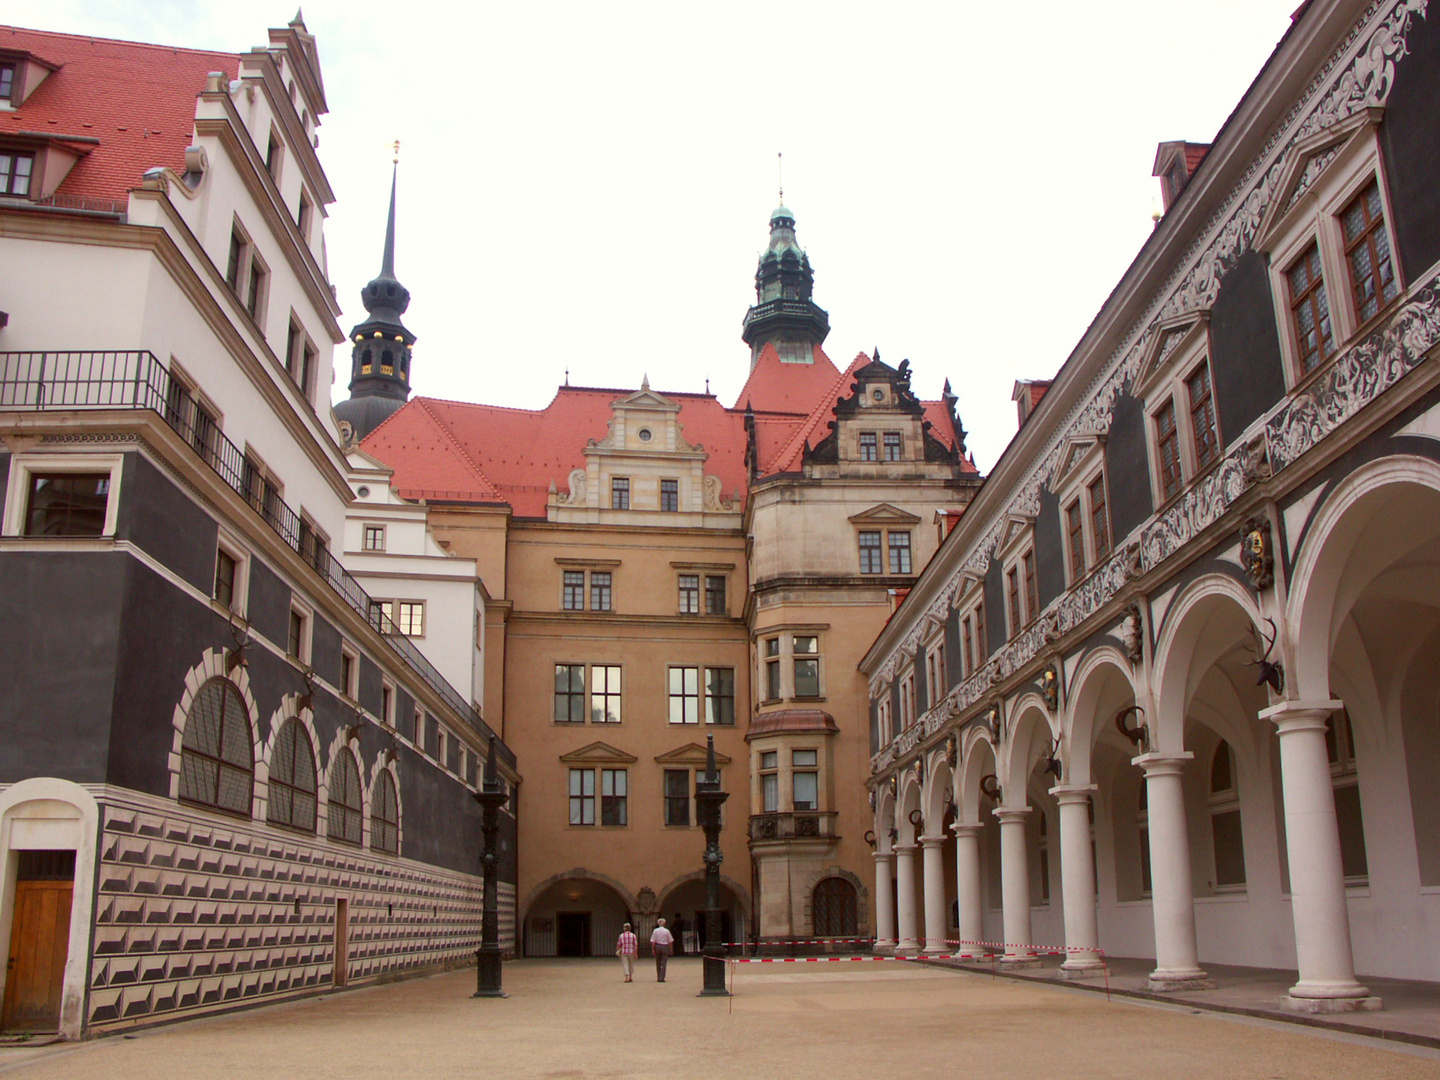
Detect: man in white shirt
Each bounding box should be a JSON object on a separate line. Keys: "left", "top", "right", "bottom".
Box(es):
{"left": 650, "top": 917, "right": 675, "bottom": 982}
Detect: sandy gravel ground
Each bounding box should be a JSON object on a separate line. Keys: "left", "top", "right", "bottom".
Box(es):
{"left": 1, "top": 957, "right": 1436, "bottom": 1080}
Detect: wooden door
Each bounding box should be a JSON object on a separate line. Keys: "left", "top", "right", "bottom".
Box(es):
{"left": 3, "top": 878, "right": 73, "bottom": 1032}
{"left": 334, "top": 898, "right": 348, "bottom": 988}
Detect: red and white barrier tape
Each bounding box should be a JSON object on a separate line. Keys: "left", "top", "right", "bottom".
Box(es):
{"left": 720, "top": 937, "right": 875, "bottom": 948}
{"left": 727, "top": 954, "right": 912, "bottom": 964}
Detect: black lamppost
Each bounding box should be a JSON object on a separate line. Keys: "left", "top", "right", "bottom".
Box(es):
{"left": 694, "top": 734, "right": 729, "bottom": 997}
{"left": 473, "top": 734, "right": 509, "bottom": 998}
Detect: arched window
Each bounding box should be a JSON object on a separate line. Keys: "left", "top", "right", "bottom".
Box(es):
{"left": 371, "top": 770, "right": 399, "bottom": 854}
{"left": 812, "top": 877, "right": 858, "bottom": 937}
{"left": 179, "top": 677, "right": 254, "bottom": 816}
{"left": 328, "top": 751, "right": 363, "bottom": 844}
{"left": 1209, "top": 739, "right": 1246, "bottom": 888}
{"left": 268, "top": 719, "right": 317, "bottom": 832}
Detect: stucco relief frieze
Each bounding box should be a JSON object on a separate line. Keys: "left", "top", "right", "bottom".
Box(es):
{"left": 870, "top": 1, "right": 1431, "bottom": 775}
{"left": 1268, "top": 284, "right": 1440, "bottom": 471}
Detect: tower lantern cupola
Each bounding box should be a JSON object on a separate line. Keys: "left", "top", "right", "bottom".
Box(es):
{"left": 741, "top": 202, "right": 830, "bottom": 368}
{"left": 334, "top": 164, "right": 416, "bottom": 443}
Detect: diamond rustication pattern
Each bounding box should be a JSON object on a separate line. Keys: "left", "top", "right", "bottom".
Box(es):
{"left": 89, "top": 793, "right": 514, "bottom": 1031}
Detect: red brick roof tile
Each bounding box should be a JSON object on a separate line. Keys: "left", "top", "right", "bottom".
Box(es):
{"left": 733, "top": 341, "right": 843, "bottom": 415}
{"left": 0, "top": 26, "right": 239, "bottom": 205}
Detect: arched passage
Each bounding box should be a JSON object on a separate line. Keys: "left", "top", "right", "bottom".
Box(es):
{"left": 657, "top": 873, "right": 749, "bottom": 952}
{"left": 521, "top": 870, "right": 636, "bottom": 958}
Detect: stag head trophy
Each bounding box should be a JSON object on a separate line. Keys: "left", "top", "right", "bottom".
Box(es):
{"left": 1245, "top": 617, "right": 1285, "bottom": 695}
{"left": 980, "top": 773, "right": 1002, "bottom": 803}
{"left": 1041, "top": 731, "right": 1063, "bottom": 781}
{"left": 225, "top": 617, "right": 250, "bottom": 674}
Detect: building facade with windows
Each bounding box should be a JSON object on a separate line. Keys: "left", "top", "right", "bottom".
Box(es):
{"left": 349, "top": 203, "right": 982, "bottom": 953}
{"left": 0, "top": 18, "right": 517, "bottom": 1038}
{"left": 862, "top": 0, "right": 1440, "bottom": 1010}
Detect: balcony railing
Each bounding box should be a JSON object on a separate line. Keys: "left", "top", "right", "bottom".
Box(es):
{"left": 748, "top": 810, "right": 839, "bottom": 842}
{"left": 0, "top": 350, "right": 511, "bottom": 765}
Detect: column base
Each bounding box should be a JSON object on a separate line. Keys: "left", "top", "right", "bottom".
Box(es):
{"left": 1284, "top": 980, "right": 1381, "bottom": 1012}
{"left": 952, "top": 949, "right": 988, "bottom": 961}
{"left": 921, "top": 944, "right": 951, "bottom": 956}
{"left": 1058, "top": 958, "right": 1108, "bottom": 979}
{"left": 894, "top": 941, "right": 921, "bottom": 956}
{"left": 1147, "top": 968, "right": 1214, "bottom": 992}
{"left": 998, "top": 955, "right": 1042, "bottom": 969}
{"left": 873, "top": 940, "right": 898, "bottom": 955}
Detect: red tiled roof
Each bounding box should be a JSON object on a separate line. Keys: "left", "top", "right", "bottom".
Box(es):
{"left": 365, "top": 387, "right": 752, "bottom": 518}
{"left": 1184, "top": 142, "right": 1210, "bottom": 176}
{"left": 768, "top": 352, "right": 871, "bottom": 474}
{"left": 0, "top": 26, "right": 239, "bottom": 204}
{"left": 733, "top": 341, "right": 842, "bottom": 415}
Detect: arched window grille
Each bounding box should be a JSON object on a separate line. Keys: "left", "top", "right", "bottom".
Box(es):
{"left": 267, "top": 719, "right": 318, "bottom": 832}
{"left": 328, "top": 751, "right": 363, "bottom": 844}
{"left": 812, "top": 877, "right": 858, "bottom": 937}
{"left": 371, "top": 770, "right": 399, "bottom": 854}
{"left": 179, "top": 677, "right": 254, "bottom": 816}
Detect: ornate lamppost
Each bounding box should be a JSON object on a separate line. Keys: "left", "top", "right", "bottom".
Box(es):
{"left": 695, "top": 734, "right": 729, "bottom": 996}
{"left": 473, "top": 734, "right": 509, "bottom": 998}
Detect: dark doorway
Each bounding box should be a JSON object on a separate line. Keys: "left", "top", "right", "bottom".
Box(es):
{"left": 556, "top": 911, "right": 591, "bottom": 956}
{"left": 692, "top": 908, "right": 733, "bottom": 948}
{"left": 334, "top": 898, "right": 349, "bottom": 987}
{"left": 2, "top": 851, "right": 75, "bottom": 1033}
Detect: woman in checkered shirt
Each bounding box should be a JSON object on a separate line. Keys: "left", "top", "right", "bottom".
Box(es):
{"left": 616, "top": 923, "right": 638, "bottom": 982}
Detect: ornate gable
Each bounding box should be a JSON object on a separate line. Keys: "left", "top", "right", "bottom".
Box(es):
{"left": 808, "top": 354, "right": 959, "bottom": 468}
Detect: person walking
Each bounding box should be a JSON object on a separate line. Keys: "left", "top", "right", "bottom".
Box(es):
{"left": 650, "top": 917, "right": 675, "bottom": 982}
{"left": 616, "top": 923, "right": 638, "bottom": 982}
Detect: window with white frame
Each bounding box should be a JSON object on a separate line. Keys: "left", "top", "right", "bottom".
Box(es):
{"left": 792, "top": 635, "right": 821, "bottom": 697}
{"left": 760, "top": 751, "right": 779, "bottom": 812}
{"left": 363, "top": 524, "right": 385, "bottom": 552}
{"left": 340, "top": 644, "right": 359, "bottom": 699}
{"left": 1052, "top": 440, "right": 1112, "bottom": 585}
{"left": 792, "top": 749, "right": 819, "bottom": 810}
{"left": 568, "top": 768, "right": 595, "bottom": 825}
{"left": 591, "top": 664, "right": 622, "bottom": 723}
{"left": 1004, "top": 549, "right": 1039, "bottom": 638}
{"left": 1255, "top": 109, "right": 1404, "bottom": 387}
{"left": 4, "top": 455, "right": 126, "bottom": 541}
{"left": 926, "top": 641, "right": 945, "bottom": 703}
{"left": 1134, "top": 317, "right": 1222, "bottom": 507}
{"left": 600, "top": 768, "right": 628, "bottom": 826}
{"left": 287, "top": 601, "right": 312, "bottom": 664}
{"left": 668, "top": 666, "right": 700, "bottom": 723}
{"left": 558, "top": 565, "right": 616, "bottom": 612}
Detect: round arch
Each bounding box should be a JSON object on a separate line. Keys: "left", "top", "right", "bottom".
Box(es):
{"left": 896, "top": 767, "right": 923, "bottom": 844}
{"left": 167, "top": 649, "right": 264, "bottom": 814}
{"left": 1287, "top": 456, "right": 1440, "bottom": 700}
{"left": 519, "top": 868, "right": 641, "bottom": 925}
{"left": 957, "top": 726, "right": 997, "bottom": 824}
{"left": 261, "top": 694, "right": 324, "bottom": 834}
{"left": 1000, "top": 695, "right": 1054, "bottom": 806}
{"left": 1063, "top": 645, "right": 1138, "bottom": 787}
{"left": 873, "top": 784, "right": 896, "bottom": 853}
{"left": 1150, "top": 574, "right": 1263, "bottom": 753}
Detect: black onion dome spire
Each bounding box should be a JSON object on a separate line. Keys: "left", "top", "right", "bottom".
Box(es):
{"left": 741, "top": 201, "right": 830, "bottom": 367}
{"left": 335, "top": 164, "right": 416, "bottom": 443}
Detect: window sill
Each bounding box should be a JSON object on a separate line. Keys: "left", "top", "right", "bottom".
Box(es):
{"left": 791, "top": 695, "right": 827, "bottom": 704}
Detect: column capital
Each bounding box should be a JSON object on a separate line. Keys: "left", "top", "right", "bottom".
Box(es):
{"left": 872, "top": 849, "right": 895, "bottom": 865}
{"left": 1260, "top": 699, "right": 1344, "bottom": 736}
{"left": 893, "top": 842, "right": 918, "bottom": 854}
{"left": 1132, "top": 751, "right": 1193, "bottom": 775}
{"left": 1050, "top": 784, "right": 1098, "bottom": 803}
{"left": 918, "top": 835, "right": 947, "bottom": 847}
{"left": 951, "top": 821, "right": 984, "bottom": 838}
{"left": 992, "top": 806, "right": 1031, "bottom": 824}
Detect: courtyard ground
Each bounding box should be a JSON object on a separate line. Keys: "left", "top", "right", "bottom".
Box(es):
{"left": 1, "top": 957, "right": 1437, "bottom": 1079}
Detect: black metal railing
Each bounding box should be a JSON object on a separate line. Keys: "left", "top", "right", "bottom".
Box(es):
{"left": 1, "top": 350, "right": 511, "bottom": 764}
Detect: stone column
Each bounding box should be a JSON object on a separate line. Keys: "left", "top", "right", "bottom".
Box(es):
{"left": 894, "top": 844, "right": 919, "bottom": 954}
{"left": 920, "top": 836, "right": 949, "bottom": 955}
{"left": 1136, "top": 753, "right": 1212, "bottom": 990}
{"left": 1053, "top": 785, "right": 1104, "bottom": 977}
{"left": 952, "top": 823, "right": 985, "bottom": 959}
{"left": 1260, "top": 701, "right": 1380, "bottom": 1012}
{"left": 994, "top": 807, "right": 1038, "bottom": 966}
{"left": 873, "top": 850, "right": 896, "bottom": 952}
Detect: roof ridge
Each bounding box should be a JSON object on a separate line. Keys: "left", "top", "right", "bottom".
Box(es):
{"left": 1, "top": 24, "right": 241, "bottom": 60}
{"left": 416, "top": 394, "right": 546, "bottom": 417}
{"left": 413, "top": 399, "right": 503, "bottom": 497}
{"left": 769, "top": 352, "right": 870, "bottom": 470}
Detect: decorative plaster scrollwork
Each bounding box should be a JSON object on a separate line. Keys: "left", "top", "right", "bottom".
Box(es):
{"left": 558, "top": 468, "right": 587, "bottom": 506}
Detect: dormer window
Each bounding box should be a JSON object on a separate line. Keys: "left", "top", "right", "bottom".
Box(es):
{"left": 0, "top": 63, "right": 15, "bottom": 102}
{"left": 0, "top": 151, "right": 32, "bottom": 196}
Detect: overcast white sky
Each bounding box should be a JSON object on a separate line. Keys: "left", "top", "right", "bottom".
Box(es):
{"left": 14, "top": 1, "right": 1301, "bottom": 471}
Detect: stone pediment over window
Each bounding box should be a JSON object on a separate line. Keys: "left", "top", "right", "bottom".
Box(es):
{"left": 559, "top": 741, "right": 638, "bottom": 765}
{"left": 1134, "top": 312, "right": 1209, "bottom": 399}
{"left": 654, "top": 743, "right": 733, "bottom": 766}
{"left": 847, "top": 503, "right": 922, "bottom": 526}
{"left": 1255, "top": 106, "right": 1383, "bottom": 253}
{"left": 1049, "top": 433, "right": 1106, "bottom": 492}
{"left": 996, "top": 513, "right": 1035, "bottom": 560}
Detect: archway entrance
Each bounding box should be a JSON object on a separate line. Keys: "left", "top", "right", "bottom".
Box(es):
{"left": 659, "top": 879, "right": 746, "bottom": 953}
{"left": 523, "top": 876, "right": 631, "bottom": 958}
